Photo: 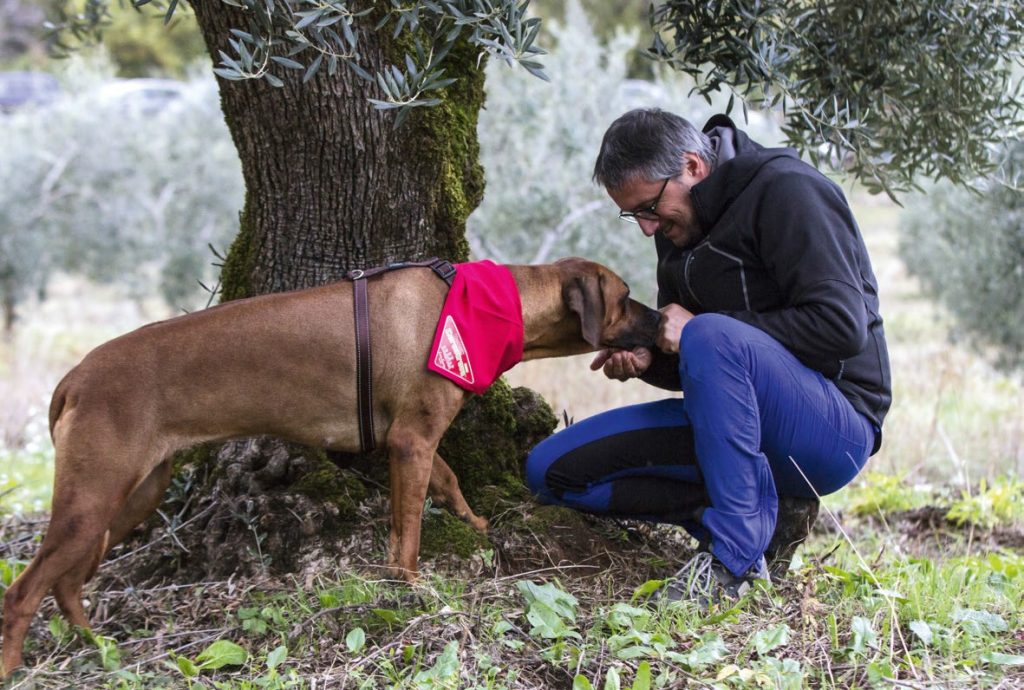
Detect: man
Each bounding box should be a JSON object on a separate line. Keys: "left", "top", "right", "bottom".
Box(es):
{"left": 525, "top": 108, "right": 891, "bottom": 602}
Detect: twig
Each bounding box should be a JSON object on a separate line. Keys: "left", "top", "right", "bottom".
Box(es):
{"left": 491, "top": 563, "right": 601, "bottom": 584}
{"left": 131, "top": 626, "right": 237, "bottom": 668}
{"left": 104, "top": 501, "right": 217, "bottom": 565}
{"left": 288, "top": 603, "right": 375, "bottom": 639}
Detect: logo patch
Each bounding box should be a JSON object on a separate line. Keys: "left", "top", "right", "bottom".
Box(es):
{"left": 433, "top": 315, "right": 474, "bottom": 385}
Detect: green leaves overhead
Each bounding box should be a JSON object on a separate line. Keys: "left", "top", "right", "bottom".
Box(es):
{"left": 47, "top": 0, "right": 546, "bottom": 126}
{"left": 650, "top": 0, "right": 1024, "bottom": 196}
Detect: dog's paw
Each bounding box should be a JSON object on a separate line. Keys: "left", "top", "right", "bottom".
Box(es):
{"left": 467, "top": 514, "right": 490, "bottom": 534}
{"left": 385, "top": 563, "right": 419, "bottom": 584}
{"left": 1, "top": 666, "right": 27, "bottom": 687}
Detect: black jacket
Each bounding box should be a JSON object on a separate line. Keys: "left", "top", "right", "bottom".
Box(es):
{"left": 641, "top": 115, "right": 892, "bottom": 452}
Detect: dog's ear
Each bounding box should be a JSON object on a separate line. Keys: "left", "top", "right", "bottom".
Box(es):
{"left": 564, "top": 273, "right": 605, "bottom": 347}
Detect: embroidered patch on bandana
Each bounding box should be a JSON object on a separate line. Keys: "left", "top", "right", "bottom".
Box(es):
{"left": 433, "top": 315, "right": 475, "bottom": 385}
{"left": 427, "top": 260, "right": 524, "bottom": 394}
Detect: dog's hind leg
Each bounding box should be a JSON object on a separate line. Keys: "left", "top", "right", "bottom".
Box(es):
{"left": 50, "top": 458, "right": 173, "bottom": 628}
{"left": 2, "top": 461, "right": 136, "bottom": 675}
{"left": 428, "top": 454, "right": 489, "bottom": 534}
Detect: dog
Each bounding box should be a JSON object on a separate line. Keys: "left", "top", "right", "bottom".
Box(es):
{"left": 1, "top": 257, "right": 660, "bottom": 674}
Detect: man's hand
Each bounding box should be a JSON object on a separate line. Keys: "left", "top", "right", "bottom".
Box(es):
{"left": 590, "top": 347, "right": 653, "bottom": 381}
{"left": 657, "top": 303, "right": 695, "bottom": 354}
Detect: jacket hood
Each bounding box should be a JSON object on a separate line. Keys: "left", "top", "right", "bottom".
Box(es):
{"left": 692, "top": 114, "right": 800, "bottom": 232}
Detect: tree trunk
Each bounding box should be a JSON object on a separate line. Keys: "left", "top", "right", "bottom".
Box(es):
{"left": 2, "top": 294, "right": 13, "bottom": 338}
{"left": 1, "top": 274, "right": 15, "bottom": 339}
{"left": 114, "top": 3, "right": 555, "bottom": 580}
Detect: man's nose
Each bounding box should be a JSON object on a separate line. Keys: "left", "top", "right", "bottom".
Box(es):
{"left": 637, "top": 217, "right": 660, "bottom": 237}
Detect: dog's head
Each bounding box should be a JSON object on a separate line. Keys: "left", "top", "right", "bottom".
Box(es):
{"left": 557, "top": 257, "right": 661, "bottom": 350}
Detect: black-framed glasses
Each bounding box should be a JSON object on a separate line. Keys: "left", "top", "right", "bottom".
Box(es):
{"left": 618, "top": 176, "right": 672, "bottom": 224}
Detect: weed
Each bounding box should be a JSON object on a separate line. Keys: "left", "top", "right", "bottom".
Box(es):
{"left": 947, "top": 478, "right": 1024, "bottom": 528}
{"left": 845, "top": 472, "right": 925, "bottom": 516}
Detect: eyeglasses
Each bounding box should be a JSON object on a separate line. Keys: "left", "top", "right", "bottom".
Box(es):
{"left": 618, "top": 177, "right": 672, "bottom": 224}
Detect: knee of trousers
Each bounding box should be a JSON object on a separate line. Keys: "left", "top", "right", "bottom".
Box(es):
{"left": 679, "top": 313, "right": 750, "bottom": 378}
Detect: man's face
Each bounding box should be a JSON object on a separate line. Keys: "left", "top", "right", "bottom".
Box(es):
{"left": 608, "top": 152, "right": 710, "bottom": 249}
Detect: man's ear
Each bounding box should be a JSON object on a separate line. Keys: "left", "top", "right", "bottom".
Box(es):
{"left": 682, "top": 151, "right": 710, "bottom": 182}
{"left": 564, "top": 274, "right": 605, "bottom": 347}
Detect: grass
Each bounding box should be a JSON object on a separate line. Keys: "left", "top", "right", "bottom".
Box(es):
{"left": 2, "top": 510, "right": 1022, "bottom": 688}
{"left": 1, "top": 191, "right": 1023, "bottom": 688}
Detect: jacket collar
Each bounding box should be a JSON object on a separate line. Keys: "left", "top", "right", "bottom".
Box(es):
{"left": 691, "top": 115, "right": 799, "bottom": 232}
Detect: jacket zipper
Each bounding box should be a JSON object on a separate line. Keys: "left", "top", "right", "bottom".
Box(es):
{"left": 683, "top": 249, "right": 704, "bottom": 309}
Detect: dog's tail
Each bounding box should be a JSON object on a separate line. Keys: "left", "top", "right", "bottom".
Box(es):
{"left": 48, "top": 374, "right": 72, "bottom": 438}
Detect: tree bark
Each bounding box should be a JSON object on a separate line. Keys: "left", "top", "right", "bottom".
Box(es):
{"left": 189, "top": 6, "right": 480, "bottom": 295}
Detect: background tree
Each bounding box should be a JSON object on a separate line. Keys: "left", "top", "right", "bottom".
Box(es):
{"left": 0, "top": 58, "right": 243, "bottom": 334}
{"left": 899, "top": 141, "right": 1024, "bottom": 371}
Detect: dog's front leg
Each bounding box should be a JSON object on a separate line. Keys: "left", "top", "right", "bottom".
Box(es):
{"left": 429, "top": 454, "right": 489, "bottom": 534}
{"left": 385, "top": 426, "right": 436, "bottom": 583}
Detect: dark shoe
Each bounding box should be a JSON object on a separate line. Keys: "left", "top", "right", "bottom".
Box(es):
{"left": 658, "top": 551, "right": 770, "bottom": 606}
{"left": 765, "top": 495, "right": 820, "bottom": 579}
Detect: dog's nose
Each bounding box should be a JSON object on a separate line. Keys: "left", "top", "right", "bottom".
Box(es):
{"left": 643, "top": 306, "right": 661, "bottom": 338}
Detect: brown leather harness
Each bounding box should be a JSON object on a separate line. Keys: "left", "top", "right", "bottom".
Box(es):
{"left": 345, "top": 258, "right": 457, "bottom": 453}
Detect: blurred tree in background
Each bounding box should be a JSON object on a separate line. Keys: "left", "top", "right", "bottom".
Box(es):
{"left": 0, "top": 0, "right": 206, "bottom": 74}
{"left": 0, "top": 58, "right": 242, "bottom": 333}
{"left": 530, "top": 0, "right": 652, "bottom": 78}
{"left": 900, "top": 142, "right": 1024, "bottom": 371}
{"left": 98, "top": 5, "right": 206, "bottom": 77}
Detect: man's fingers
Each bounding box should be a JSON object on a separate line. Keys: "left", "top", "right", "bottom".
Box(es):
{"left": 590, "top": 348, "right": 613, "bottom": 371}
{"left": 596, "top": 348, "right": 652, "bottom": 381}
{"left": 632, "top": 346, "right": 653, "bottom": 369}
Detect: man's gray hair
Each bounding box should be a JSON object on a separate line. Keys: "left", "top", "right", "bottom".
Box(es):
{"left": 593, "top": 108, "right": 716, "bottom": 190}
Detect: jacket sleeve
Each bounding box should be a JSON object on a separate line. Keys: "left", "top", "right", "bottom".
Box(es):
{"left": 721, "top": 172, "right": 869, "bottom": 377}
{"left": 639, "top": 349, "right": 682, "bottom": 391}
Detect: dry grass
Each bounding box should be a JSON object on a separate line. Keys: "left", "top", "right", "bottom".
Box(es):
{"left": 0, "top": 277, "right": 174, "bottom": 447}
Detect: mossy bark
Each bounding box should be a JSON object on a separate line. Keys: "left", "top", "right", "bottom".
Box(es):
{"left": 122, "top": 5, "right": 555, "bottom": 580}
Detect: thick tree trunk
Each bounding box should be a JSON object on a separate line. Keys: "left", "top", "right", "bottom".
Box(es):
{"left": 117, "top": 2, "right": 554, "bottom": 580}
{"left": 190, "top": 9, "right": 478, "bottom": 295}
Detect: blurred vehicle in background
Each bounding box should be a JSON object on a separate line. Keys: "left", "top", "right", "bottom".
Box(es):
{"left": 0, "top": 70, "right": 59, "bottom": 112}
{"left": 90, "top": 77, "right": 186, "bottom": 115}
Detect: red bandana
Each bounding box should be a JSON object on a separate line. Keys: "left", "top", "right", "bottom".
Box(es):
{"left": 427, "top": 260, "right": 524, "bottom": 394}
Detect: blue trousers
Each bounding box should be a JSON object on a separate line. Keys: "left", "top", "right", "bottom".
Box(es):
{"left": 525, "top": 313, "right": 876, "bottom": 577}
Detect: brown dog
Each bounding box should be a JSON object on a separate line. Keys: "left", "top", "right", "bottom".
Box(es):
{"left": 1, "top": 257, "right": 659, "bottom": 674}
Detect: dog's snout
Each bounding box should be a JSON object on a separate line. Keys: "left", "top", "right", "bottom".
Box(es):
{"left": 640, "top": 304, "right": 661, "bottom": 345}
{"left": 603, "top": 300, "right": 661, "bottom": 350}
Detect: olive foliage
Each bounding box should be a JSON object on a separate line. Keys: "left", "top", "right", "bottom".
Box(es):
{"left": 650, "top": 0, "right": 1024, "bottom": 197}
{"left": 44, "top": 1, "right": 1024, "bottom": 192}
